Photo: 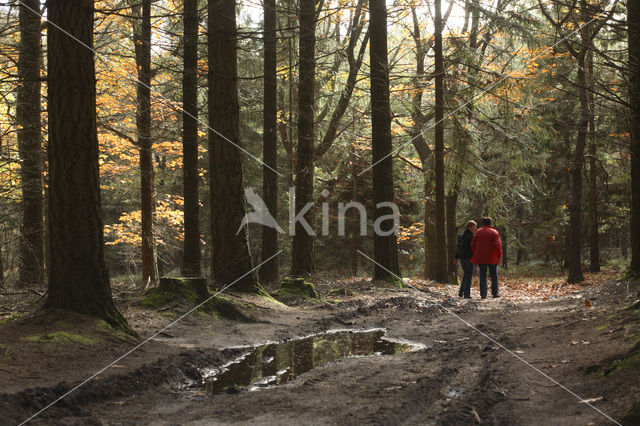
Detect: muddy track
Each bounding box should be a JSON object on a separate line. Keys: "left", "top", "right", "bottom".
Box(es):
{"left": 1, "top": 283, "right": 638, "bottom": 425}
{"left": 0, "top": 349, "right": 233, "bottom": 425}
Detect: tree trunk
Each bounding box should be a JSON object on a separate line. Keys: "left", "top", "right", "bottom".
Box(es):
{"left": 409, "top": 7, "right": 435, "bottom": 281}
{"left": 133, "top": 0, "right": 158, "bottom": 286}
{"left": 370, "top": 0, "right": 400, "bottom": 281}
{"left": 424, "top": 179, "right": 437, "bottom": 279}
{"left": 208, "top": 0, "right": 263, "bottom": 292}
{"left": 500, "top": 226, "right": 508, "bottom": 269}
{"left": 290, "top": 0, "right": 316, "bottom": 276}
{"left": 446, "top": 187, "right": 458, "bottom": 277}
{"left": 629, "top": 0, "right": 640, "bottom": 276}
{"left": 45, "top": 0, "right": 130, "bottom": 331}
{"left": 181, "top": 0, "right": 201, "bottom": 277}
{"left": 261, "top": 0, "right": 279, "bottom": 284}
{"left": 567, "top": 51, "right": 588, "bottom": 284}
{"left": 350, "top": 149, "right": 359, "bottom": 277}
{"left": 433, "top": 0, "right": 447, "bottom": 283}
{"left": 587, "top": 48, "right": 600, "bottom": 273}
{"left": 17, "top": 0, "right": 44, "bottom": 288}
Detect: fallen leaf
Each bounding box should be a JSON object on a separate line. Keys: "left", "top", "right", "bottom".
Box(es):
{"left": 585, "top": 299, "right": 592, "bottom": 308}
{"left": 471, "top": 407, "right": 481, "bottom": 424}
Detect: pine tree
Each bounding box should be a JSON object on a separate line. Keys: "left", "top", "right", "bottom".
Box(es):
{"left": 45, "top": 0, "right": 130, "bottom": 332}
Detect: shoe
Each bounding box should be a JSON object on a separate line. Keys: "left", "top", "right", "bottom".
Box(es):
{"left": 492, "top": 294, "right": 500, "bottom": 298}
{"left": 481, "top": 296, "right": 487, "bottom": 299}
{"left": 464, "top": 296, "right": 471, "bottom": 299}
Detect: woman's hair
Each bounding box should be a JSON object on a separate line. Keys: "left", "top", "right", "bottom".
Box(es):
{"left": 481, "top": 217, "right": 492, "bottom": 226}
{"left": 466, "top": 220, "right": 477, "bottom": 229}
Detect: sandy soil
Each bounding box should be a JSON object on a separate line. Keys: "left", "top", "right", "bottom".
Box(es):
{"left": 1, "top": 275, "right": 639, "bottom": 425}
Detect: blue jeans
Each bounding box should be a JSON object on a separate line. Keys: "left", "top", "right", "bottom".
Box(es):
{"left": 478, "top": 264, "right": 499, "bottom": 298}
{"left": 458, "top": 259, "right": 474, "bottom": 298}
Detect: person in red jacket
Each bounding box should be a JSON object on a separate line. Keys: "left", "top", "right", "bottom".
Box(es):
{"left": 471, "top": 217, "right": 502, "bottom": 299}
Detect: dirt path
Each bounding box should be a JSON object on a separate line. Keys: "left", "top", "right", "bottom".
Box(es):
{"left": 1, "top": 277, "right": 639, "bottom": 425}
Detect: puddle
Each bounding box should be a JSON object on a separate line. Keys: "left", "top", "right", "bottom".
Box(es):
{"left": 204, "top": 329, "right": 420, "bottom": 394}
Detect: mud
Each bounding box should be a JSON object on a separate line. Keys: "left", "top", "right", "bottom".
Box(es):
{"left": 0, "top": 278, "right": 639, "bottom": 425}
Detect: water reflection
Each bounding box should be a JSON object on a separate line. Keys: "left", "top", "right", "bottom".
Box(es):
{"left": 205, "top": 329, "right": 416, "bottom": 394}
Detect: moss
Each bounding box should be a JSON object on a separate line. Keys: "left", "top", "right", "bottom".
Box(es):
{"left": 53, "top": 320, "right": 71, "bottom": 329}
{"left": 596, "top": 324, "right": 609, "bottom": 331}
{"left": 139, "top": 289, "right": 175, "bottom": 308}
{"left": 622, "top": 400, "right": 640, "bottom": 425}
{"left": 0, "top": 312, "right": 22, "bottom": 324}
{"left": 373, "top": 275, "right": 405, "bottom": 288}
{"left": 21, "top": 331, "right": 96, "bottom": 345}
{"left": 329, "top": 287, "right": 354, "bottom": 297}
{"left": 605, "top": 343, "right": 640, "bottom": 376}
{"left": 272, "top": 277, "right": 321, "bottom": 303}
{"left": 139, "top": 277, "right": 209, "bottom": 309}
{"left": 197, "top": 296, "right": 256, "bottom": 322}
{"left": 95, "top": 319, "right": 112, "bottom": 330}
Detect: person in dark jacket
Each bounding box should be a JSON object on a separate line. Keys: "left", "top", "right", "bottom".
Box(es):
{"left": 471, "top": 217, "right": 503, "bottom": 299}
{"left": 455, "top": 220, "right": 477, "bottom": 298}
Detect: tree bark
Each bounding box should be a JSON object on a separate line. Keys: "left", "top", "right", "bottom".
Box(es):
{"left": 446, "top": 187, "right": 458, "bottom": 276}
{"left": 433, "top": 0, "right": 448, "bottom": 283}
{"left": 17, "top": 0, "right": 44, "bottom": 288}
{"left": 567, "top": 50, "right": 587, "bottom": 283}
{"left": 587, "top": 47, "right": 600, "bottom": 272}
{"left": 629, "top": 0, "right": 640, "bottom": 276}
{"left": 208, "top": 0, "right": 263, "bottom": 292}
{"left": 350, "top": 148, "right": 359, "bottom": 276}
{"left": 409, "top": 6, "right": 435, "bottom": 281}
{"left": 133, "top": 0, "right": 159, "bottom": 286}
{"left": 181, "top": 0, "right": 201, "bottom": 277}
{"left": 45, "top": 0, "right": 129, "bottom": 331}
{"left": 260, "top": 0, "right": 279, "bottom": 284}
{"left": 290, "top": 0, "right": 316, "bottom": 276}
{"left": 370, "top": 0, "right": 400, "bottom": 281}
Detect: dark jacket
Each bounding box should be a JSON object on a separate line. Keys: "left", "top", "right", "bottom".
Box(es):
{"left": 455, "top": 229, "right": 474, "bottom": 260}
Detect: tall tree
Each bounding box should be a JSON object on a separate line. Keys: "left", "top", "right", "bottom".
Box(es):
{"left": 587, "top": 47, "right": 600, "bottom": 272}
{"left": 133, "top": 0, "right": 158, "bottom": 286}
{"left": 182, "top": 0, "right": 201, "bottom": 277}
{"left": 16, "top": 0, "right": 43, "bottom": 287}
{"left": 408, "top": 6, "right": 436, "bottom": 280}
{"left": 539, "top": 0, "right": 613, "bottom": 283}
{"left": 260, "top": 0, "right": 279, "bottom": 284}
{"left": 630, "top": 0, "right": 640, "bottom": 276}
{"left": 45, "top": 0, "right": 130, "bottom": 330}
{"left": 290, "top": 0, "right": 316, "bottom": 276}
{"left": 209, "top": 0, "right": 263, "bottom": 292}
{"left": 370, "top": 0, "right": 400, "bottom": 281}
{"left": 432, "top": 0, "right": 448, "bottom": 282}
{"left": 314, "top": 0, "right": 369, "bottom": 159}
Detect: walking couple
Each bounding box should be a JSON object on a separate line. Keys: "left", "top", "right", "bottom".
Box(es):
{"left": 455, "top": 217, "right": 503, "bottom": 299}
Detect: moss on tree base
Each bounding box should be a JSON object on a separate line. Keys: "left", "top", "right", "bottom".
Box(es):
{"left": 139, "top": 276, "right": 256, "bottom": 321}
{"left": 372, "top": 275, "right": 405, "bottom": 288}
{"left": 272, "top": 277, "right": 321, "bottom": 303}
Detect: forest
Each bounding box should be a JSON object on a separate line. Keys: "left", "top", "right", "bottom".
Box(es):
{"left": 0, "top": 0, "right": 639, "bottom": 424}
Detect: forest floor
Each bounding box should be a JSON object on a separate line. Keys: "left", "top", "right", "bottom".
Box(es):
{"left": 1, "top": 267, "right": 640, "bottom": 425}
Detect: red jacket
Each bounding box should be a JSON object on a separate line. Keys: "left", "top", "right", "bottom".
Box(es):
{"left": 471, "top": 226, "right": 502, "bottom": 265}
